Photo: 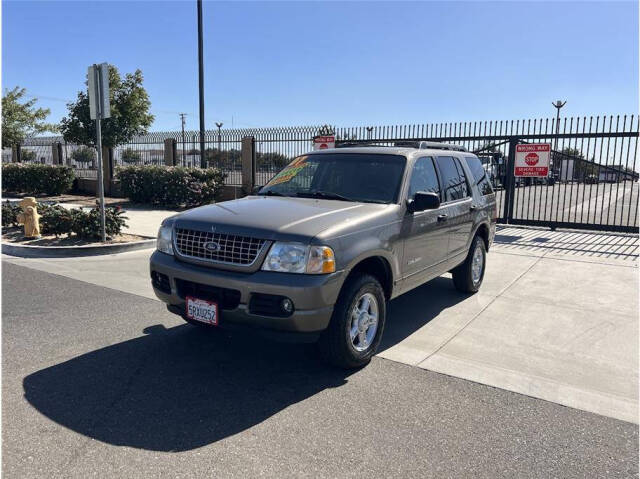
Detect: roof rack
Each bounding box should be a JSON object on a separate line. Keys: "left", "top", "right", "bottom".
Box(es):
{"left": 334, "top": 140, "right": 467, "bottom": 152}
{"left": 393, "top": 141, "right": 467, "bottom": 152}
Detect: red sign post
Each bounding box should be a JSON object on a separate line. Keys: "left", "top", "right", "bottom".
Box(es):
{"left": 514, "top": 143, "right": 551, "bottom": 177}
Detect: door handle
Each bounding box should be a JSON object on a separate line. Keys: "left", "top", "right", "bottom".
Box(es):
{"left": 470, "top": 205, "right": 478, "bottom": 211}
{"left": 437, "top": 214, "right": 448, "bottom": 222}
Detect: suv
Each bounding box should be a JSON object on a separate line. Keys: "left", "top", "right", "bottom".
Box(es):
{"left": 150, "top": 142, "right": 497, "bottom": 368}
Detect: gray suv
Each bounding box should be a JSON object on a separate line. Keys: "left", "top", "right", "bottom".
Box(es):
{"left": 150, "top": 142, "right": 496, "bottom": 368}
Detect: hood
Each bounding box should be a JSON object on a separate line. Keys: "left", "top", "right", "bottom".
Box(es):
{"left": 171, "top": 195, "right": 392, "bottom": 242}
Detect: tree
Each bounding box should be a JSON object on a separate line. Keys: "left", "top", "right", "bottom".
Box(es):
{"left": 121, "top": 148, "right": 142, "bottom": 163}
{"left": 20, "top": 150, "right": 37, "bottom": 162}
{"left": 2, "top": 87, "right": 58, "bottom": 148}
{"left": 60, "top": 66, "right": 154, "bottom": 148}
{"left": 71, "top": 147, "right": 96, "bottom": 163}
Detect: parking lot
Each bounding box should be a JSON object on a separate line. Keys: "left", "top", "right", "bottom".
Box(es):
{"left": 2, "top": 226, "right": 637, "bottom": 477}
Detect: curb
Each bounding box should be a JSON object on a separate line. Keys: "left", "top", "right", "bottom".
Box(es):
{"left": 1, "top": 239, "right": 156, "bottom": 258}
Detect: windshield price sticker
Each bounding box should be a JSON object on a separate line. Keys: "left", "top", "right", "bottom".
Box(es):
{"left": 268, "top": 156, "right": 308, "bottom": 185}
{"left": 514, "top": 144, "right": 551, "bottom": 177}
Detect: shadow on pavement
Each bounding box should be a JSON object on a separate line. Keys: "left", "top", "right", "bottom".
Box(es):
{"left": 23, "top": 324, "right": 351, "bottom": 452}
{"left": 23, "top": 277, "right": 467, "bottom": 452}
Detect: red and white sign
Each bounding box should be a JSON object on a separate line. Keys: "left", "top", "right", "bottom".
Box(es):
{"left": 515, "top": 143, "right": 551, "bottom": 177}
{"left": 313, "top": 135, "right": 335, "bottom": 150}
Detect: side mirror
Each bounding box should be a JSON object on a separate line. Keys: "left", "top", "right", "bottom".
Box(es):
{"left": 407, "top": 191, "right": 440, "bottom": 213}
{"left": 252, "top": 185, "right": 262, "bottom": 195}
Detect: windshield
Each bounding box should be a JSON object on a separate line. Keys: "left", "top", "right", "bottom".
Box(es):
{"left": 258, "top": 153, "right": 406, "bottom": 204}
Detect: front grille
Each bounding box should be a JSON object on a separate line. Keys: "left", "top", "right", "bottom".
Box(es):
{"left": 175, "top": 278, "right": 241, "bottom": 310}
{"left": 174, "top": 228, "right": 266, "bottom": 265}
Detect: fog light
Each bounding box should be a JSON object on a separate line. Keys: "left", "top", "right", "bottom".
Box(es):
{"left": 281, "top": 298, "right": 294, "bottom": 313}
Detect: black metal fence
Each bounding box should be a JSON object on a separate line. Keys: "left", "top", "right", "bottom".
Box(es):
{"left": 11, "top": 115, "right": 638, "bottom": 232}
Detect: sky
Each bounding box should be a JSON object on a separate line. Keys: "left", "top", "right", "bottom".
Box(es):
{"left": 2, "top": 1, "right": 638, "bottom": 132}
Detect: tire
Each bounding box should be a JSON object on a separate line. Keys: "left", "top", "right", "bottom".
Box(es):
{"left": 318, "top": 274, "right": 386, "bottom": 369}
{"left": 452, "top": 235, "right": 486, "bottom": 293}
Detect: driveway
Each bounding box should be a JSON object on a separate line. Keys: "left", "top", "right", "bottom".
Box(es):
{"left": 5, "top": 226, "right": 637, "bottom": 423}
{"left": 2, "top": 262, "right": 637, "bottom": 478}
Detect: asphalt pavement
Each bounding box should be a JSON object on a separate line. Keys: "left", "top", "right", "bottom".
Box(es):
{"left": 2, "top": 262, "right": 638, "bottom": 478}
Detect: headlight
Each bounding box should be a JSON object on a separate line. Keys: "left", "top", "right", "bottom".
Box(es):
{"left": 156, "top": 224, "right": 173, "bottom": 255}
{"left": 262, "top": 242, "right": 335, "bottom": 274}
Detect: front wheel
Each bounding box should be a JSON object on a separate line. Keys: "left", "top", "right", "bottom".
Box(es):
{"left": 452, "top": 235, "right": 486, "bottom": 293}
{"left": 318, "top": 274, "right": 386, "bottom": 369}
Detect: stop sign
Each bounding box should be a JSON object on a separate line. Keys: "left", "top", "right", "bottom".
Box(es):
{"left": 525, "top": 153, "right": 539, "bottom": 166}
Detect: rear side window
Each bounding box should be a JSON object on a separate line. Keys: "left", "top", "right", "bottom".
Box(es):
{"left": 464, "top": 155, "right": 494, "bottom": 196}
{"left": 408, "top": 156, "right": 440, "bottom": 199}
{"left": 435, "top": 156, "right": 469, "bottom": 202}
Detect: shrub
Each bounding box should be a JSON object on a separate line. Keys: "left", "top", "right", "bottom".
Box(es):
{"left": 2, "top": 199, "right": 128, "bottom": 240}
{"left": 40, "top": 205, "right": 75, "bottom": 236}
{"left": 71, "top": 205, "right": 128, "bottom": 239}
{"left": 70, "top": 146, "right": 96, "bottom": 163}
{"left": 117, "top": 165, "right": 226, "bottom": 207}
{"left": 2, "top": 163, "right": 75, "bottom": 195}
{"left": 2, "top": 201, "right": 21, "bottom": 227}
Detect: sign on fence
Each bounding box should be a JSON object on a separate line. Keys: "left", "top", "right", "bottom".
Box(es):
{"left": 515, "top": 143, "right": 551, "bottom": 177}
{"left": 313, "top": 135, "right": 335, "bottom": 150}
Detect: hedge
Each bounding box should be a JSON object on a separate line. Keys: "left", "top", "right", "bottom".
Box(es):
{"left": 2, "top": 164, "right": 75, "bottom": 195}
{"left": 2, "top": 201, "right": 128, "bottom": 239}
{"left": 117, "top": 165, "right": 226, "bottom": 207}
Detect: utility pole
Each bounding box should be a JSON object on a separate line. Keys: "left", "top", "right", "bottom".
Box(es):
{"left": 179, "top": 113, "right": 187, "bottom": 167}
{"left": 552, "top": 100, "right": 566, "bottom": 176}
{"left": 197, "top": 0, "right": 206, "bottom": 168}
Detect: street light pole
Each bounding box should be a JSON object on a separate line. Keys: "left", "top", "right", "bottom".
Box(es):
{"left": 180, "top": 113, "right": 187, "bottom": 167}
{"left": 216, "top": 122, "right": 223, "bottom": 152}
{"left": 552, "top": 100, "right": 566, "bottom": 176}
{"left": 197, "top": 0, "right": 206, "bottom": 168}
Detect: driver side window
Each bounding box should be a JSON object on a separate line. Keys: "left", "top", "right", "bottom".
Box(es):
{"left": 408, "top": 156, "right": 440, "bottom": 200}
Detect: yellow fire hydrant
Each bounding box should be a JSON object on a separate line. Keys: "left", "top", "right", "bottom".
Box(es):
{"left": 17, "top": 197, "right": 41, "bottom": 239}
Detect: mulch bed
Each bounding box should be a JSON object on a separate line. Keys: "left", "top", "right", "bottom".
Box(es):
{"left": 2, "top": 227, "right": 149, "bottom": 247}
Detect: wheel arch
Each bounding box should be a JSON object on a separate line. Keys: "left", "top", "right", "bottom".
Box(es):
{"left": 344, "top": 255, "right": 394, "bottom": 300}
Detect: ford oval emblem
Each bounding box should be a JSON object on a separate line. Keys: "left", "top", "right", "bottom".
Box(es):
{"left": 203, "top": 241, "right": 220, "bottom": 252}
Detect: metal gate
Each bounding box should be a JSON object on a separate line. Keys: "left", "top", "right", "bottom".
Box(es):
{"left": 336, "top": 115, "right": 639, "bottom": 234}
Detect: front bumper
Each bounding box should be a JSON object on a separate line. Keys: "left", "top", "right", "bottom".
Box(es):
{"left": 150, "top": 251, "right": 345, "bottom": 334}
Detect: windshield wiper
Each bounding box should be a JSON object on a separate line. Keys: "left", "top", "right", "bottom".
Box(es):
{"left": 258, "top": 190, "right": 287, "bottom": 197}
{"left": 296, "top": 191, "right": 353, "bottom": 202}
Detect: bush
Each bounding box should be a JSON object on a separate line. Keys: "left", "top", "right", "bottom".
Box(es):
{"left": 71, "top": 205, "right": 128, "bottom": 239}
{"left": 117, "top": 165, "right": 226, "bottom": 207}
{"left": 40, "top": 205, "right": 75, "bottom": 236}
{"left": 70, "top": 146, "right": 96, "bottom": 163}
{"left": 4, "top": 200, "right": 127, "bottom": 240}
{"left": 2, "top": 163, "right": 75, "bottom": 195}
{"left": 2, "top": 201, "right": 21, "bottom": 227}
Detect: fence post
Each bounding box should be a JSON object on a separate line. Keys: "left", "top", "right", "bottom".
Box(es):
{"left": 52, "top": 142, "right": 61, "bottom": 165}
{"left": 502, "top": 136, "right": 518, "bottom": 223}
{"left": 164, "top": 138, "right": 176, "bottom": 166}
{"left": 241, "top": 136, "right": 255, "bottom": 193}
{"left": 13, "top": 144, "right": 21, "bottom": 163}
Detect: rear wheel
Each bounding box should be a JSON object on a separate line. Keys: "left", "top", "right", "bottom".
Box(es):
{"left": 318, "top": 274, "right": 386, "bottom": 369}
{"left": 452, "top": 235, "right": 486, "bottom": 293}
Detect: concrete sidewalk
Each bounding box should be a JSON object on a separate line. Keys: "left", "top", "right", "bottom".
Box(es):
{"left": 3, "top": 226, "right": 638, "bottom": 423}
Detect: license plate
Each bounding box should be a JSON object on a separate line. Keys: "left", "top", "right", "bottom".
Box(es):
{"left": 185, "top": 296, "right": 218, "bottom": 325}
